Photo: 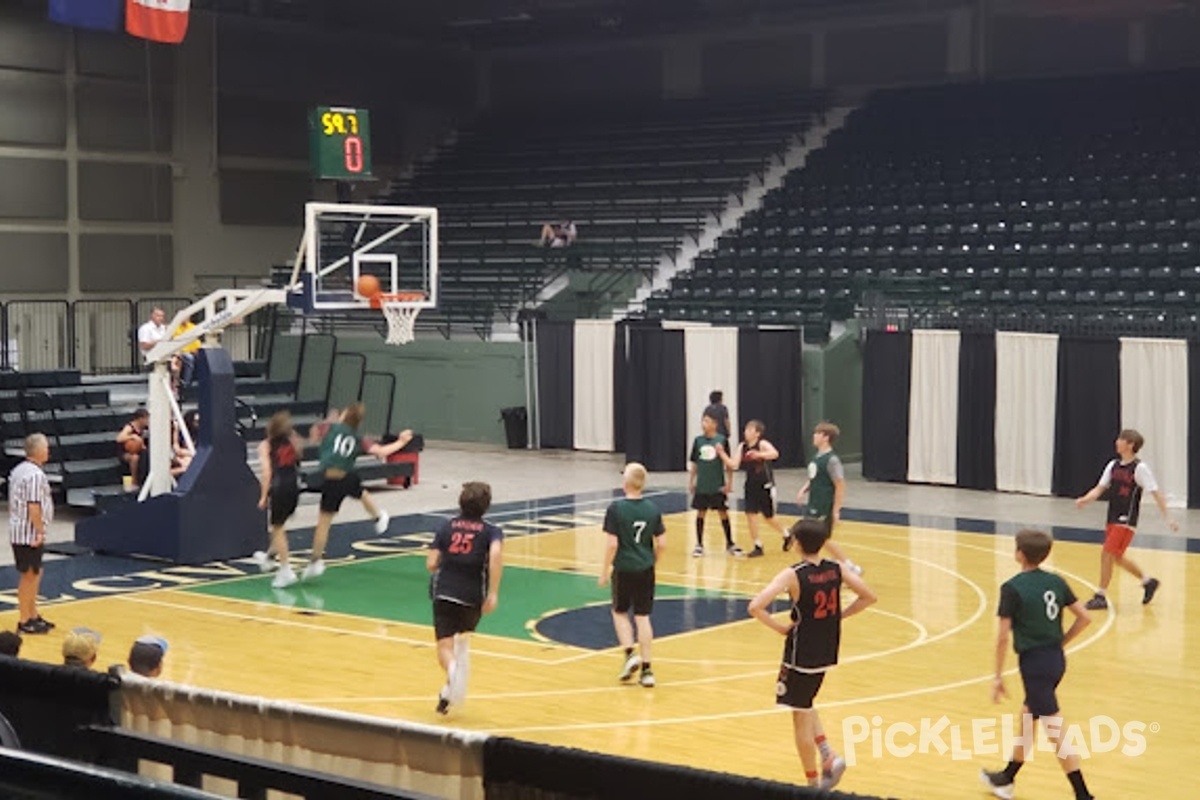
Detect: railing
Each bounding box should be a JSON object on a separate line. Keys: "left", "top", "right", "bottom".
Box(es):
{"left": 0, "top": 748, "right": 224, "bottom": 800}
{"left": 0, "top": 299, "right": 276, "bottom": 375}
{"left": 81, "top": 726, "right": 434, "bottom": 800}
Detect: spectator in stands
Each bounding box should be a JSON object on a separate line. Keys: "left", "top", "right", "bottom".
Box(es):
{"left": 0, "top": 631, "right": 21, "bottom": 657}
{"left": 172, "top": 314, "right": 201, "bottom": 386}
{"left": 172, "top": 410, "right": 200, "bottom": 476}
{"left": 9, "top": 433, "right": 54, "bottom": 635}
{"left": 62, "top": 628, "right": 100, "bottom": 669}
{"left": 127, "top": 635, "right": 167, "bottom": 678}
{"left": 704, "top": 390, "right": 731, "bottom": 440}
{"left": 540, "top": 220, "right": 577, "bottom": 248}
{"left": 138, "top": 307, "right": 168, "bottom": 354}
{"left": 116, "top": 409, "right": 150, "bottom": 489}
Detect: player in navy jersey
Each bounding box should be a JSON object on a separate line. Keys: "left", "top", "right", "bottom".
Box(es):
{"left": 718, "top": 419, "right": 786, "bottom": 557}
{"left": 1075, "top": 428, "right": 1177, "bottom": 610}
{"left": 427, "top": 482, "right": 504, "bottom": 714}
{"left": 748, "top": 518, "right": 876, "bottom": 791}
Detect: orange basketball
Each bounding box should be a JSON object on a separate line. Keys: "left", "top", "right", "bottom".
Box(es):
{"left": 356, "top": 274, "right": 382, "bottom": 298}
{"left": 124, "top": 437, "right": 145, "bottom": 454}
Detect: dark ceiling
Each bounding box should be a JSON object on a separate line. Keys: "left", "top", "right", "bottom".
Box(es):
{"left": 190, "top": 0, "right": 969, "bottom": 49}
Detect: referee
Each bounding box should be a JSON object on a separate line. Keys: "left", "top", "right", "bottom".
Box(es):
{"left": 9, "top": 434, "right": 54, "bottom": 634}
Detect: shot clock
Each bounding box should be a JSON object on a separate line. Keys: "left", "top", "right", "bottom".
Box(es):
{"left": 309, "top": 106, "right": 373, "bottom": 180}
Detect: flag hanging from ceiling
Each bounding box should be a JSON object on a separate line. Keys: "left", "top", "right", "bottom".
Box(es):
{"left": 48, "top": 0, "right": 122, "bottom": 31}
{"left": 126, "top": 0, "right": 190, "bottom": 44}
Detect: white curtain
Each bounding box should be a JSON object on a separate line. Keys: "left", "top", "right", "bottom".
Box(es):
{"left": 572, "top": 320, "right": 616, "bottom": 451}
{"left": 994, "top": 332, "right": 1058, "bottom": 495}
{"left": 684, "top": 326, "right": 739, "bottom": 451}
{"left": 907, "top": 330, "right": 960, "bottom": 484}
{"left": 1120, "top": 337, "right": 1189, "bottom": 508}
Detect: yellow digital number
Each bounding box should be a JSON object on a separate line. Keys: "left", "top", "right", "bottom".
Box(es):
{"left": 348, "top": 114, "right": 358, "bottom": 135}
{"left": 321, "top": 111, "right": 350, "bottom": 136}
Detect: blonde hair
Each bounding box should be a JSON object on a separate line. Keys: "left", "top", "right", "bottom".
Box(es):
{"left": 63, "top": 629, "right": 99, "bottom": 666}
{"left": 24, "top": 433, "right": 48, "bottom": 456}
{"left": 623, "top": 462, "right": 647, "bottom": 491}
{"left": 342, "top": 402, "right": 366, "bottom": 429}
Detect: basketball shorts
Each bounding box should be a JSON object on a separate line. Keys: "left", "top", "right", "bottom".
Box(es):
{"left": 612, "top": 567, "right": 655, "bottom": 616}
{"left": 319, "top": 472, "right": 364, "bottom": 513}
{"left": 744, "top": 483, "right": 776, "bottom": 517}
{"left": 11, "top": 544, "right": 43, "bottom": 575}
{"left": 692, "top": 492, "right": 728, "bottom": 512}
{"left": 1018, "top": 646, "right": 1066, "bottom": 719}
{"left": 803, "top": 510, "right": 834, "bottom": 536}
{"left": 432, "top": 599, "right": 482, "bottom": 640}
{"left": 1103, "top": 523, "right": 1136, "bottom": 557}
{"left": 269, "top": 485, "right": 300, "bottom": 526}
{"left": 776, "top": 665, "right": 827, "bottom": 710}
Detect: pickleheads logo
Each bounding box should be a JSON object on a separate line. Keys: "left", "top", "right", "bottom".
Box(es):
{"left": 841, "top": 714, "right": 1156, "bottom": 766}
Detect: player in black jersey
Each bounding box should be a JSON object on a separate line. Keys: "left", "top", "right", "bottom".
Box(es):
{"left": 748, "top": 518, "right": 876, "bottom": 791}
{"left": 719, "top": 419, "right": 786, "bottom": 557}
{"left": 427, "top": 482, "right": 504, "bottom": 714}
{"left": 252, "top": 411, "right": 302, "bottom": 589}
{"left": 1075, "top": 429, "right": 1177, "bottom": 610}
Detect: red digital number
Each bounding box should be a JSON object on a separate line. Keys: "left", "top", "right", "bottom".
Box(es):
{"left": 812, "top": 588, "right": 839, "bottom": 619}
{"left": 344, "top": 136, "right": 364, "bottom": 173}
{"left": 449, "top": 532, "right": 476, "bottom": 555}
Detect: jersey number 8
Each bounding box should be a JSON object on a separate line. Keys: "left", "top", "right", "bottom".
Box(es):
{"left": 1043, "top": 590, "right": 1060, "bottom": 621}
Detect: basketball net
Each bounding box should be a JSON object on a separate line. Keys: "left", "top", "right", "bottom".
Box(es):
{"left": 374, "top": 292, "right": 424, "bottom": 345}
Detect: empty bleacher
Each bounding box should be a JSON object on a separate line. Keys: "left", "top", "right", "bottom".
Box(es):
{"left": 645, "top": 71, "right": 1200, "bottom": 337}
{"left": 384, "top": 93, "right": 827, "bottom": 329}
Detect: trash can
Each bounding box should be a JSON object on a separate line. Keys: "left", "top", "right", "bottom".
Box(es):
{"left": 500, "top": 407, "right": 528, "bottom": 449}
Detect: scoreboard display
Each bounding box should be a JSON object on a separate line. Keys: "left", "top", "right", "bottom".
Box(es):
{"left": 309, "top": 106, "right": 373, "bottom": 180}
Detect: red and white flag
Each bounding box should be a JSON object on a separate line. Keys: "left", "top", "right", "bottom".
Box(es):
{"left": 126, "top": 0, "right": 190, "bottom": 44}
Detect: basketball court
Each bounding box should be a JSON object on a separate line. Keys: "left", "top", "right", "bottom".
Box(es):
{"left": 3, "top": 447, "right": 1196, "bottom": 800}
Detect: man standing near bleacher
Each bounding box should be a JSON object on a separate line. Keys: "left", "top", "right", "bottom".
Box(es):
{"left": 9, "top": 434, "right": 54, "bottom": 635}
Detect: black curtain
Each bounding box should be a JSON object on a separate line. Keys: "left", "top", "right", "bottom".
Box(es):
{"left": 861, "top": 330, "right": 911, "bottom": 482}
{"left": 1188, "top": 340, "right": 1200, "bottom": 508}
{"left": 956, "top": 332, "right": 996, "bottom": 490}
{"left": 612, "top": 321, "right": 629, "bottom": 454}
{"left": 624, "top": 325, "right": 687, "bottom": 471}
{"left": 1051, "top": 337, "right": 1120, "bottom": 498}
{"left": 536, "top": 320, "right": 574, "bottom": 449}
{"left": 737, "top": 328, "right": 803, "bottom": 467}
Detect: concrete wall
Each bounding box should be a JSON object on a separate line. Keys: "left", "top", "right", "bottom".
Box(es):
{"left": 0, "top": 6, "right": 474, "bottom": 302}
{"left": 484, "top": 6, "right": 1195, "bottom": 104}
{"left": 276, "top": 334, "right": 528, "bottom": 446}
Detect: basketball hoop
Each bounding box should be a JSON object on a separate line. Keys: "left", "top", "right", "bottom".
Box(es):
{"left": 372, "top": 292, "right": 425, "bottom": 345}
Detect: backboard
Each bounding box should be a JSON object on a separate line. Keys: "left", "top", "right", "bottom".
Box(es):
{"left": 286, "top": 202, "right": 438, "bottom": 313}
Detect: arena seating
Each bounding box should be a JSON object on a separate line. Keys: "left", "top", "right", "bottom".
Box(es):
{"left": 645, "top": 71, "right": 1200, "bottom": 337}
{"left": 385, "top": 94, "right": 827, "bottom": 328}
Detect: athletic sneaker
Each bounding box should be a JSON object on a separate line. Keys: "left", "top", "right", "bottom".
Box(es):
{"left": 781, "top": 534, "right": 791, "bottom": 552}
{"left": 251, "top": 550, "right": 279, "bottom": 572}
{"left": 436, "top": 688, "right": 450, "bottom": 715}
{"left": 301, "top": 559, "right": 326, "bottom": 582}
{"left": 845, "top": 561, "right": 864, "bottom": 576}
{"left": 726, "top": 544, "right": 745, "bottom": 557}
{"left": 34, "top": 616, "right": 55, "bottom": 630}
{"left": 16, "top": 618, "right": 51, "bottom": 635}
{"left": 374, "top": 511, "right": 391, "bottom": 535}
{"left": 272, "top": 565, "right": 298, "bottom": 589}
{"left": 1143, "top": 577, "right": 1160, "bottom": 605}
{"left": 618, "top": 652, "right": 642, "bottom": 682}
{"left": 1085, "top": 593, "right": 1109, "bottom": 610}
{"left": 979, "top": 769, "right": 1015, "bottom": 799}
{"left": 819, "top": 755, "right": 847, "bottom": 790}
{"left": 748, "top": 545, "right": 765, "bottom": 558}
{"left": 639, "top": 668, "right": 656, "bottom": 687}
{"left": 691, "top": 545, "right": 704, "bottom": 557}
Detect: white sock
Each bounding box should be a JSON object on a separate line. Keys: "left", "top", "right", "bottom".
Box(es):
{"left": 1096, "top": 588, "right": 1106, "bottom": 596}
{"left": 1141, "top": 577, "right": 1152, "bottom": 586}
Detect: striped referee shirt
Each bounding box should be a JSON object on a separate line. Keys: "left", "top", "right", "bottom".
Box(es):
{"left": 8, "top": 460, "right": 52, "bottom": 546}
